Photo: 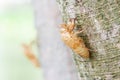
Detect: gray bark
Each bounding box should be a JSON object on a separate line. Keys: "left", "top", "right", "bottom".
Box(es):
{"left": 57, "top": 0, "right": 120, "bottom": 80}
{"left": 33, "top": 0, "right": 79, "bottom": 80}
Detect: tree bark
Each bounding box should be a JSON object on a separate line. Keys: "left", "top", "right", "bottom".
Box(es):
{"left": 57, "top": 0, "right": 120, "bottom": 80}
{"left": 33, "top": 0, "right": 79, "bottom": 80}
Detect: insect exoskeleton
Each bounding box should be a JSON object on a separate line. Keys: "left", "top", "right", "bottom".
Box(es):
{"left": 22, "top": 43, "right": 40, "bottom": 67}
{"left": 60, "top": 19, "right": 89, "bottom": 58}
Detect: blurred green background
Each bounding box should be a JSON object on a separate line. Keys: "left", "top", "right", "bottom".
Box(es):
{"left": 0, "top": 0, "right": 43, "bottom": 80}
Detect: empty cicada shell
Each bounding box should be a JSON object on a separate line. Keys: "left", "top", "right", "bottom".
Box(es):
{"left": 60, "top": 19, "right": 89, "bottom": 58}
{"left": 22, "top": 43, "right": 40, "bottom": 67}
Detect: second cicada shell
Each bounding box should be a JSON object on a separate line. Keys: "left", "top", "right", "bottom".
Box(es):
{"left": 22, "top": 43, "right": 40, "bottom": 67}
{"left": 60, "top": 19, "right": 89, "bottom": 58}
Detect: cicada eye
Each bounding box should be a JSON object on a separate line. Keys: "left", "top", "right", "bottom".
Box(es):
{"left": 60, "top": 24, "right": 67, "bottom": 28}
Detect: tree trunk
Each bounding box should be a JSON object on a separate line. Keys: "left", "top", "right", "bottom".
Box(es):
{"left": 33, "top": 0, "right": 79, "bottom": 80}
{"left": 57, "top": 0, "right": 120, "bottom": 80}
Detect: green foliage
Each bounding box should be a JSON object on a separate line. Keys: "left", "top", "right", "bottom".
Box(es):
{"left": 0, "top": 4, "right": 43, "bottom": 80}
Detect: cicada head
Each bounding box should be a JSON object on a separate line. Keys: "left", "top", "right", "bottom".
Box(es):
{"left": 60, "top": 24, "right": 68, "bottom": 33}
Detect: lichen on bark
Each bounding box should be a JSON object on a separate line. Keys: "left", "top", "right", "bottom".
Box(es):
{"left": 57, "top": 0, "right": 120, "bottom": 80}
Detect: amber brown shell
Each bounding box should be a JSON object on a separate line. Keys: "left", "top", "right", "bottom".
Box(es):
{"left": 60, "top": 22, "right": 89, "bottom": 58}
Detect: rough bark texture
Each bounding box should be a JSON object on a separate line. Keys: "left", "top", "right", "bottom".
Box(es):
{"left": 57, "top": 0, "right": 120, "bottom": 80}
{"left": 33, "top": 0, "right": 79, "bottom": 80}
